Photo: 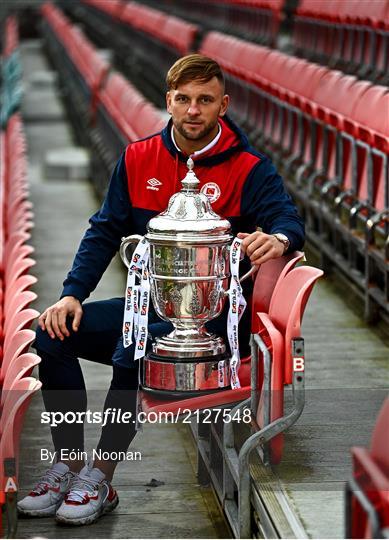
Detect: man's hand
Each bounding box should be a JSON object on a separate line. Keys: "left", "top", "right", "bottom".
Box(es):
{"left": 38, "top": 296, "right": 83, "bottom": 340}
{"left": 237, "top": 231, "right": 285, "bottom": 266}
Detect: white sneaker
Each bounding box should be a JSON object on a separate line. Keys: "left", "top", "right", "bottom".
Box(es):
{"left": 55, "top": 465, "right": 119, "bottom": 526}
{"left": 17, "top": 462, "right": 74, "bottom": 517}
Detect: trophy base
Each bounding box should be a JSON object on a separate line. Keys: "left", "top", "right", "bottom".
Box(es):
{"left": 140, "top": 385, "right": 231, "bottom": 400}
{"left": 142, "top": 351, "right": 231, "bottom": 396}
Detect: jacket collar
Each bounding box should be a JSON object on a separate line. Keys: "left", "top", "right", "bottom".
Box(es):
{"left": 161, "top": 115, "right": 250, "bottom": 167}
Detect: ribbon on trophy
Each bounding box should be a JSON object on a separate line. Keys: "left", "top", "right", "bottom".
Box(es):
{"left": 227, "top": 237, "right": 247, "bottom": 389}
{"left": 134, "top": 262, "right": 151, "bottom": 360}
{"left": 122, "top": 236, "right": 151, "bottom": 360}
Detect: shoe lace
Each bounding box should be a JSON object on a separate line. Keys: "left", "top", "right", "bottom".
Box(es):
{"left": 66, "top": 474, "right": 100, "bottom": 503}
{"left": 32, "top": 469, "right": 66, "bottom": 494}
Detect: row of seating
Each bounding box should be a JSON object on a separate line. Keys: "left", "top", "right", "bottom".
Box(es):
{"left": 2, "top": 16, "right": 19, "bottom": 57}
{"left": 145, "top": 0, "right": 284, "bottom": 46}
{"left": 0, "top": 16, "right": 23, "bottom": 128}
{"left": 83, "top": 0, "right": 198, "bottom": 56}
{"left": 293, "top": 0, "right": 389, "bottom": 83}
{"left": 199, "top": 31, "right": 389, "bottom": 321}
{"left": 40, "top": 2, "right": 166, "bottom": 197}
{"left": 65, "top": 0, "right": 198, "bottom": 107}
{"left": 0, "top": 108, "right": 40, "bottom": 537}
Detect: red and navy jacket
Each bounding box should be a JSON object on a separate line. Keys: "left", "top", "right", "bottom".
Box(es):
{"left": 62, "top": 116, "right": 305, "bottom": 302}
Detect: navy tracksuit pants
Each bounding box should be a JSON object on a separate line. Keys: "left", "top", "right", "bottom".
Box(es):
{"left": 35, "top": 297, "right": 251, "bottom": 460}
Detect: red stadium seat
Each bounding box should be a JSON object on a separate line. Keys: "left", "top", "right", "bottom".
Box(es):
{"left": 163, "top": 17, "right": 198, "bottom": 55}
{"left": 334, "top": 85, "right": 388, "bottom": 223}
{"left": 3, "top": 291, "right": 37, "bottom": 335}
{"left": 252, "top": 265, "right": 322, "bottom": 464}
{"left": 2, "top": 310, "right": 39, "bottom": 353}
{"left": 0, "top": 133, "right": 6, "bottom": 273}
{"left": 0, "top": 376, "right": 42, "bottom": 537}
{"left": 293, "top": 0, "right": 389, "bottom": 80}
{"left": 3, "top": 16, "right": 19, "bottom": 57}
{"left": 4, "top": 244, "right": 34, "bottom": 274}
{"left": 251, "top": 252, "right": 305, "bottom": 330}
{"left": 1, "top": 354, "right": 41, "bottom": 400}
{"left": 98, "top": 76, "right": 140, "bottom": 143}
{"left": 129, "top": 103, "right": 166, "bottom": 140}
{"left": 268, "top": 266, "right": 324, "bottom": 384}
{"left": 4, "top": 275, "right": 37, "bottom": 313}
{"left": 0, "top": 329, "right": 36, "bottom": 384}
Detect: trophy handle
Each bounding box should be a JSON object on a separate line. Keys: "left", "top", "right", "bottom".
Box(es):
{"left": 239, "top": 265, "right": 258, "bottom": 283}
{"left": 120, "top": 234, "right": 143, "bottom": 271}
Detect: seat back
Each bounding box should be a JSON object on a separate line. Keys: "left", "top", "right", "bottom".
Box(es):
{"left": 2, "top": 353, "right": 41, "bottom": 405}
{"left": 1, "top": 329, "right": 36, "bottom": 383}
{"left": 350, "top": 86, "right": 389, "bottom": 203}
{"left": 4, "top": 275, "right": 37, "bottom": 313}
{"left": 3, "top": 291, "right": 37, "bottom": 335}
{"left": 269, "top": 265, "right": 324, "bottom": 383}
{"left": 0, "top": 377, "right": 41, "bottom": 435}
{"left": 3, "top": 309, "right": 39, "bottom": 353}
{"left": 251, "top": 252, "right": 305, "bottom": 331}
{"left": 351, "top": 86, "right": 389, "bottom": 141}
{"left": 370, "top": 397, "right": 389, "bottom": 476}
{"left": 0, "top": 378, "right": 41, "bottom": 493}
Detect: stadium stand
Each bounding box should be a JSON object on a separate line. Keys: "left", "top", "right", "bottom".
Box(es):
{"left": 40, "top": 2, "right": 165, "bottom": 197}
{"left": 346, "top": 397, "right": 389, "bottom": 538}
{"left": 141, "top": 0, "right": 285, "bottom": 47}
{"left": 293, "top": 0, "right": 389, "bottom": 83}
{"left": 199, "top": 31, "right": 388, "bottom": 321}
{"left": 47, "top": 0, "right": 389, "bottom": 321}
{"left": 0, "top": 18, "right": 41, "bottom": 537}
{"left": 49, "top": 1, "right": 389, "bottom": 320}
{"left": 64, "top": 0, "right": 199, "bottom": 106}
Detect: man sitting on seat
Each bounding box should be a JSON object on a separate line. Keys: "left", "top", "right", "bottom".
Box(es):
{"left": 18, "top": 54, "right": 304, "bottom": 525}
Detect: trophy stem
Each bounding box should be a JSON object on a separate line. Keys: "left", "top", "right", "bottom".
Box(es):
{"left": 153, "top": 325, "right": 227, "bottom": 359}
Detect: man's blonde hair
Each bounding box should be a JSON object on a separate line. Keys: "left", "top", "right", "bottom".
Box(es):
{"left": 166, "top": 54, "right": 225, "bottom": 91}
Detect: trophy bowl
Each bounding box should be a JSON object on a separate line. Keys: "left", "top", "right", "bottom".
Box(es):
{"left": 149, "top": 242, "right": 229, "bottom": 356}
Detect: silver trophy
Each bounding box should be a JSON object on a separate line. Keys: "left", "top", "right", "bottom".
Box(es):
{"left": 120, "top": 158, "right": 253, "bottom": 396}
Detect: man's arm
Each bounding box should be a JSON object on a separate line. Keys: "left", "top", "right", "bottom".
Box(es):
{"left": 239, "top": 156, "right": 305, "bottom": 265}
{"left": 39, "top": 153, "right": 133, "bottom": 340}
{"left": 61, "top": 153, "right": 133, "bottom": 302}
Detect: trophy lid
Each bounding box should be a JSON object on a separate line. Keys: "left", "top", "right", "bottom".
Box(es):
{"left": 147, "top": 158, "right": 232, "bottom": 243}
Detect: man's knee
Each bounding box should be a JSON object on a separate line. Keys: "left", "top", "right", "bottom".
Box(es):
{"left": 34, "top": 325, "right": 74, "bottom": 358}
{"left": 34, "top": 326, "right": 61, "bottom": 356}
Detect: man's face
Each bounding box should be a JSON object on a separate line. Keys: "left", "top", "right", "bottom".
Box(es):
{"left": 166, "top": 77, "right": 229, "bottom": 143}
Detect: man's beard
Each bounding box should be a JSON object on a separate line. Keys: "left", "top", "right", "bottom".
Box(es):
{"left": 173, "top": 119, "right": 218, "bottom": 141}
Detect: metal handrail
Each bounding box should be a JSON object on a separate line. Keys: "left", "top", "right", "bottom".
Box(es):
{"left": 223, "top": 335, "right": 306, "bottom": 538}
{"left": 238, "top": 343, "right": 305, "bottom": 538}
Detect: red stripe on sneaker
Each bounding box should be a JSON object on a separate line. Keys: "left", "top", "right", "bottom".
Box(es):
{"left": 107, "top": 485, "right": 117, "bottom": 502}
